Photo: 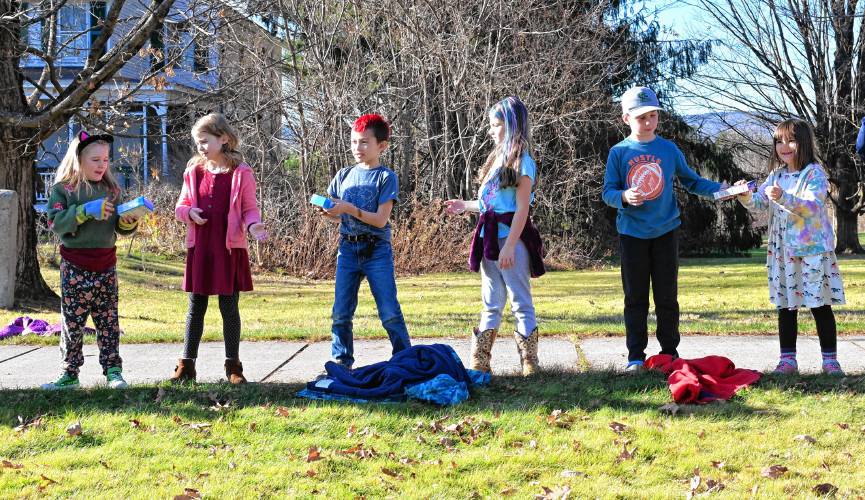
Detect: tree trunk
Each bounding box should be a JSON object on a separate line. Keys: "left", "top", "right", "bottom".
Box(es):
{"left": 833, "top": 154, "right": 864, "bottom": 254}
{"left": 0, "top": 2, "right": 57, "bottom": 305}
{"left": 0, "top": 133, "right": 58, "bottom": 305}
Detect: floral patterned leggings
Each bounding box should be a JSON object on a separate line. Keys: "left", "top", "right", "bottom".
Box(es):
{"left": 59, "top": 260, "right": 122, "bottom": 376}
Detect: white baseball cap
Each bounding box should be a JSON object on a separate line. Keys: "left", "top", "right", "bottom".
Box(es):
{"left": 620, "top": 86, "right": 663, "bottom": 116}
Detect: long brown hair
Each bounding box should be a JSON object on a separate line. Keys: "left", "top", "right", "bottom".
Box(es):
{"left": 477, "top": 96, "right": 534, "bottom": 189}
{"left": 54, "top": 137, "right": 121, "bottom": 196}
{"left": 770, "top": 118, "right": 821, "bottom": 172}
{"left": 188, "top": 113, "right": 245, "bottom": 170}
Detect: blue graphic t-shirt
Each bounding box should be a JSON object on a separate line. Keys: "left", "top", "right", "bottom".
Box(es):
{"left": 477, "top": 151, "right": 537, "bottom": 238}
{"left": 327, "top": 165, "right": 400, "bottom": 241}
{"left": 601, "top": 136, "right": 720, "bottom": 239}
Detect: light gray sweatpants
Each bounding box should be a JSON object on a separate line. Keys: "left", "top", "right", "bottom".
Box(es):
{"left": 479, "top": 238, "right": 537, "bottom": 337}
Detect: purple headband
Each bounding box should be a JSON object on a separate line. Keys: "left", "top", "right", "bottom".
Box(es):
{"left": 76, "top": 130, "right": 114, "bottom": 155}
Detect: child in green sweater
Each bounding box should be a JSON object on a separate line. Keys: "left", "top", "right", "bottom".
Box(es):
{"left": 42, "top": 131, "right": 141, "bottom": 390}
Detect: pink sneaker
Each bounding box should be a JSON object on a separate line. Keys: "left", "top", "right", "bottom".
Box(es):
{"left": 772, "top": 359, "right": 798, "bottom": 375}
{"left": 822, "top": 360, "right": 845, "bottom": 376}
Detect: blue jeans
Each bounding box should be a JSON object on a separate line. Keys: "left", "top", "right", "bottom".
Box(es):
{"left": 331, "top": 238, "right": 411, "bottom": 367}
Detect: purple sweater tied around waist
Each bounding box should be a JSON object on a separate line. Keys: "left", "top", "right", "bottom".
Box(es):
{"left": 468, "top": 210, "right": 546, "bottom": 278}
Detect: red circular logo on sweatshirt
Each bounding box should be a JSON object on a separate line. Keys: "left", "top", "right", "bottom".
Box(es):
{"left": 627, "top": 162, "right": 664, "bottom": 200}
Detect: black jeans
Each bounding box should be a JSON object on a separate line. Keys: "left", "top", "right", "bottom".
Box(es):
{"left": 620, "top": 229, "right": 680, "bottom": 362}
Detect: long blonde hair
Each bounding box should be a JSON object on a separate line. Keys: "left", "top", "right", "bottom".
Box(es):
{"left": 54, "top": 137, "right": 120, "bottom": 196}
{"left": 187, "top": 113, "right": 245, "bottom": 170}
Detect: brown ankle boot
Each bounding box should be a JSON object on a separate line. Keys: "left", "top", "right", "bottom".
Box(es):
{"left": 224, "top": 359, "right": 247, "bottom": 384}
{"left": 469, "top": 328, "right": 497, "bottom": 372}
{"left": 170, "top": 358, "right": 196, "bottom": 383}
{"left": 514, "top": 329, "right": 539, "bottom": 376}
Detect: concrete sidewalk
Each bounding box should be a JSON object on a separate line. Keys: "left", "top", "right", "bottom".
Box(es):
{"left": 1, "top": 335, "right": 864, "bottom": 389}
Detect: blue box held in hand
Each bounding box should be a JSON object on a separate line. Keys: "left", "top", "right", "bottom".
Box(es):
{"left": 309, "top": 194, "right": 334, "bottom": 209}
{"left": 116, "top": 196, "right": 154, "bottom": 219}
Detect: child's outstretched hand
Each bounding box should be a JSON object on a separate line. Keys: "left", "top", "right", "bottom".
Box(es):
{"left": 622, "top": 188, "right": 645, "bottom": 206}
{"left": 249, "top": 222, "right": 268, "bottom": 241}
{"left": 119, "top": 214, "right": 139, "bottom": 226}
{"left": 765, "top": 179, "right": 783, "bottom": 201}
{"left": 189, "top": 207, "right": 207, "bottom": 225}
{"left": 444, "top": 199, "right": 467, "bottom": 215}
{"left": 733, "top": 179, "right": 753, "bottom": 202}
{"left": 715, "top": 181, "right": 736, "bottom": 201}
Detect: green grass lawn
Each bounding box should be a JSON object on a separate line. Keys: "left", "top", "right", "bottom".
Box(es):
{"left": 0, "top": 372, "right": 863, "bottom": 497}
{"left": 2, "top": 250, "right": 865, "bottom": 497}
{"left": 3, "top": 248, "right": 865, "bottom": 344}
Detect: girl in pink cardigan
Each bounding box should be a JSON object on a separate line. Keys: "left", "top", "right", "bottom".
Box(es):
{"left": 171, "top": 113, "right": 267, "bottom": 384}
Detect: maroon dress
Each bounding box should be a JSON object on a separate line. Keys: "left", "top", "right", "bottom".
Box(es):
{"left": 183, "top": 168, "right": 253, "bottom": 295}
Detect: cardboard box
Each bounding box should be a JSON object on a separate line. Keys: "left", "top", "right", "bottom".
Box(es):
{"left": 309, "top": 194, "right": 334, "bottom": 209}
{"left": 116, "top": 196, "right": 154, "bottom": 219}
{"left": 713, "top": 181, "right": 756, "bottom": 200}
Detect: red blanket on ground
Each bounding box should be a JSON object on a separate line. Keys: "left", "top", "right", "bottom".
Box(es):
{"left": 645, "top": 354, "right": 761, "bottom": 404}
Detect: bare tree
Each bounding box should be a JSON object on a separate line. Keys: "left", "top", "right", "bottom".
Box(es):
{"left": 0, "top": 0, "right": 177, "bottom": 303}
{"left": 688, "top": 0, "right": 865, "bottom": 253}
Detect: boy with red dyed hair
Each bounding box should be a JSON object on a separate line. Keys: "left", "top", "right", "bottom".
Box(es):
{"left": 318, "top": 114, "right": 411, "bottom": 368}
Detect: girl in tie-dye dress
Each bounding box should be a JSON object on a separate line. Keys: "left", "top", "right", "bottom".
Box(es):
{"left": 736, "top": 118, "right": 845, "bottom": 376}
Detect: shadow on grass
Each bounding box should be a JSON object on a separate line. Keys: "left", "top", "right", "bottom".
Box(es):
{"left": 2, "top": 370, "right": 863, "bottom": 429}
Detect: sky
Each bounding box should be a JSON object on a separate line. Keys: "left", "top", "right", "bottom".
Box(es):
{"left": 631, "top": 0, "right": 727, "bottom": 114}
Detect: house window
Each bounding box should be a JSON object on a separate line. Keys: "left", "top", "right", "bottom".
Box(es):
{"left": 89, "top": 1, "right": 107, "bottom": 57}
{"left": 57, "top": 3, "right": 89, "bottom": 64}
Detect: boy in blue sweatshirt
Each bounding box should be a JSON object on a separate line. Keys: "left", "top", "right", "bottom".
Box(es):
{"left": 602, "top": 86, "right": 728, "bottom": 371}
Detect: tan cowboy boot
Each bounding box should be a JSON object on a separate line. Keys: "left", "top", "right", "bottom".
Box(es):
{"left": 469, "top": 327, "right": 497, "bottom": 372}
{"left": 514, "top": 328, "right": 539, "bottom": 376}
{"left": 170, "top": 358, "right": 196, "bottom": 384}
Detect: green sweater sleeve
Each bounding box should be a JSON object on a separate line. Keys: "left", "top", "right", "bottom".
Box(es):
{"left": 46, "top": 183, "right": 82, "bottom": 235}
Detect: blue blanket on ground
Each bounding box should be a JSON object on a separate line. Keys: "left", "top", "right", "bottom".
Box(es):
{"left": 298, "top": 344, "right": 490, "bottom": 405}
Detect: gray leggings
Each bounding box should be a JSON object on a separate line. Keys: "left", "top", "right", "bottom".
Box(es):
{"left": 479, "top": 238, "right": 537, "bottom": 336}
{"left": 183, "top": 292, "right": 241, "bottom": 359}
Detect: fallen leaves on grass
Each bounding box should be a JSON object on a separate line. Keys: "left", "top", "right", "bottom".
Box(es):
{"left": 535, "top": 485, "right": 571, "bottom": 499}
{"left": 14, "top": 414, "right": 45, "bottom": 433}
{"left": 835, "top": 422, "right": 849, "bottom": 430}
{"left": 616, "top": 443, "right": 636, "bottom": 462}
{"left": 306, "top": 447, "right": 322, "bottom": 462}
{"left": 794, "top": 434, "right": 816, "bottom": 444}
{"left": 545, "top": 410, "right": 578, "bottom": 429}
{"left": 1, "top": 460, "right": 23, "bottom": 469}
{"left": 500, "top": 486, "right": 517, "bottom": 496}
{"left": 305, "top": 469, "right": 317, "bottom": 477}
{"left": 275, "top": 407, "right": 291, "bottom": 417}
{"left": 66, "top": 421, "right": 82, "bottom": 437}
{"left": 812, "top": 483, "right": 838, "bottom": 495}
{"left": 336, "top": 443, "right": 378, "bottom": 459}
{"left": 761, "top": 465, "right": 788, "bottom": 479}
{"left": 609, "top": 421, "right": 629, "bottom": 434}
{"left": 710, "top": 461, "right": 726, "bottom": 469}
{"left": 173, "top": 487, "right": 201, "bottom": 499}
{"left": 208, "top": 393, "right": 233, "bottom": 413}
{"left": 380, "top": 467, "right": 403, "bottom": 480}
